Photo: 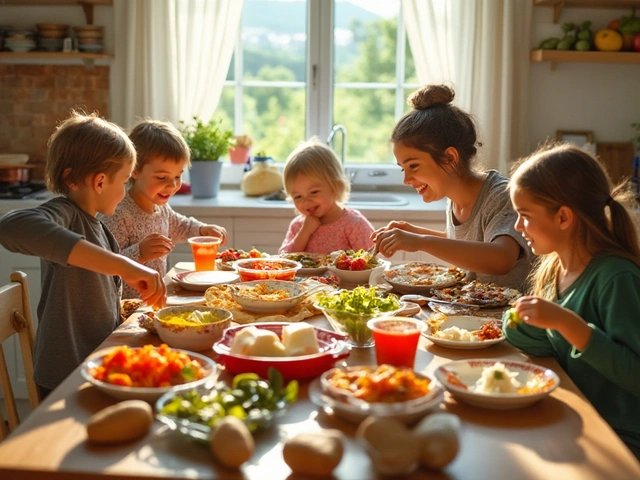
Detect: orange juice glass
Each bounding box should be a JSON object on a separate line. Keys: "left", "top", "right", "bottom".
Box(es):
{"left": 367, "top": 317, "right": 425, "bottom": 368}
{"left": 187, "top": 236, "right": 222, "bottom": 271}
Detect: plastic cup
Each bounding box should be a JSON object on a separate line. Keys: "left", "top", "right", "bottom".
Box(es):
{"left": 367, "top": 317, "right": 426, "bottom": 368}
{"left": 188, "top": 236, "right": 222, "bottom": 271}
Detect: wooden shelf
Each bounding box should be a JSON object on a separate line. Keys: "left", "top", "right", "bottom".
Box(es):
{"left": 531, "top": 49, "right": 640, "bottom": 68}
{"left": 534, "top": 0, "right": 640, "bottom": 22}
{"left": 0, "top": 0, "right": 112, "bottom": 24}
{"left": 0, "top": 52, "right": 111, "bottom": 60}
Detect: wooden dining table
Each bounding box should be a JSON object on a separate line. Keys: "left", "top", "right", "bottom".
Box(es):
{"left": 0, "top": 269, "right": 639, "bottom": 480}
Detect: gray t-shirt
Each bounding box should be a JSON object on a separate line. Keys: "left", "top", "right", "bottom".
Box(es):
{"left": 446, "top": 170, "right": 532, "bottom": 290}
{"left": 0, "top": 197, "right": 121, "bottom": 390}
{"left": 99, "top": 192, "right": 204, "bottom": 299}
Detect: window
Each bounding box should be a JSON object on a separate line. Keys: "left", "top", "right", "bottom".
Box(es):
{"left": 217, "top": 0, "right": 419, "bottom": 168}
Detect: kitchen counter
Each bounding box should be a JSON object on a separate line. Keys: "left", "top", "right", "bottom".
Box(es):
{"left": 0, "top": 189, "right": 446, "bottom": 222}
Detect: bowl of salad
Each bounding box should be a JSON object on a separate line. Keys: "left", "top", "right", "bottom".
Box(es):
{"left": 314, "top": 286, "right": 405, "bottom": 347}
{"left": 327, "top": 249, "right": 390, "bottom": 286}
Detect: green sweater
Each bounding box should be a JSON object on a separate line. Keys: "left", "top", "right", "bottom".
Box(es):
{"left": 503, "top": 255, "right": 640, "bottom": 449}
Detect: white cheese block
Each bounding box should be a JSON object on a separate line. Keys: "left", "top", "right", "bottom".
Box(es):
{"left": 282, "top": 322, "right": 320, "bottom": 356}
{"left": 230, "top": 326, "right": 286, "bottom": 357}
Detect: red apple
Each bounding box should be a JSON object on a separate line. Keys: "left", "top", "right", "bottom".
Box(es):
{"left": 634, "top": 33, "right": 640, "bottom": 52}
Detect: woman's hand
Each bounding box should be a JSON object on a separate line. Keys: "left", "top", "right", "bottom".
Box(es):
{"left": 200, "top": 224, "right": 228, "bottom": 245}
{"left": 139, "top": 234, "right": 173, "bottom": 263}
{"left": 375, "top": 228, "right": 424, "bottom": 257}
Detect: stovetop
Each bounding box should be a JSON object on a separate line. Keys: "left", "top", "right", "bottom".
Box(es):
{"left": 0, "top": 182, "right": 48, "bottom": 199}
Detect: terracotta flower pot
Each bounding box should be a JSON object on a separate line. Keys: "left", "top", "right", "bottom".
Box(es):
{"left": 229, "top": 146, "right": 250, "bottom": 165}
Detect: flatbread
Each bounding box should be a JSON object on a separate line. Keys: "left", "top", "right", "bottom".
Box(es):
{"left": 383, "top": 262, "right": 467, "bottom": 290}
{"left": 431, "top": 281, "right": 521, "bottom": 307}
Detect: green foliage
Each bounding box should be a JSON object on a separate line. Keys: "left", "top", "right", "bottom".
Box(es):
{"left": 180, "top": 116, "right": 234, "bottom": 161}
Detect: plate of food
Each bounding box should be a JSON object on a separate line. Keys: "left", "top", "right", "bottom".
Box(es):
{"left": 434, "top": 359, "right": 560, "bottom": 409}
{"left": 430, "top": 281, "right": 521, "bottom": 308}
{"left": 309, "top": 364, "right": 443, "bottom": 424}
{"left": 278, "top": 252, "right": 330, "bottom": 275}
{"left": 216, "top": 247, "right": 269, "bottom": 270}
{"left": 327, "top": 250, "right": 390, "bottom": 285}
{"left": 227, "top": 280, "right": 329, "bottom": 314}
{"left": 423, "top": 315, "right": 505, "bottom": 349}
{"left": 80, "top": 344, "right": 218, "bottom": 402}
{"left": 382, "top": 262, "right": 469, "bottom": 294}
{"left": 172, "top": 270, "right": 240, "bottom": 292}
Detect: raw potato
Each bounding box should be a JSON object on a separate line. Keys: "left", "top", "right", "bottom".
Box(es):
{"left": 210, "top": 416, "right": 254, "bottom": 469}
{"left": 86, "top": 400, "right": 153, "bottom": 445}
{"left": 282, "top": 430, "right": 344, "bottom": 477}
{"left": 356, "top": 416, "right": 419, "bottom": 476}
{"left": 414, "top": 413, "right": 461, "bottom": 470}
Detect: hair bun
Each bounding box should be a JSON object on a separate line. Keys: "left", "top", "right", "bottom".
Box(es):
{"left": 408, "top": 84, "right": 455, "bottom": 110}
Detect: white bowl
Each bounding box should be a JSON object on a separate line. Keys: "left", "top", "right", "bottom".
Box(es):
{"left": 309, "top": 366, "right": 443, "bottom": 424}
{"left": 327, "top": 259, "right": 390, "bottom": 286}
{"left": 434, "top": 359, "right": 560, "bottom": 409}
{"left": 228, "top": 280, "right": 308, "bottom": 314}
{"left": 155, "top": 306, "right": 232, "bottom": 351}
{"left": 80, "top": 346, "right": 217, "bottom": 402}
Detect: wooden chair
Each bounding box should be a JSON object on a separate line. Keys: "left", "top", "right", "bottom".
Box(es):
{"left": 0, "top": 271, "right": 40, "bottom": 441}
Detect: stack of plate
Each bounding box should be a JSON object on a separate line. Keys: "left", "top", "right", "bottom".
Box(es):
{"left": 36, "top": 23, "right": 68, "bottom": 51}
{"left": 4, "top": 30, "right": 36, "bottom": 53}
{"left": 74, "top": 25, "right": 103, "bottom": 53}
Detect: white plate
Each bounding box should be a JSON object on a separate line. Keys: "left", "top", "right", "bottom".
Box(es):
{"left": 166, "top": 295, "right": 206, "bottom": 306}
{"left": 172, "top": 270, "right": 239, "bottom": 292}
{"left": 308, "top": 376, "right": 443, "bottom": 425}
{"left": 173, "top": 262, "right": 195, "bottom": 272}
{"left": 80, "top": 347, "right": 218, "bottom": 402}
{"left": 423, "top": 316, "right": 505, "bottom": 350}
{"left": 434, "top": 359, "right": 560, "bottom": 410}
{"left": 278, "top": 253, "right": 330, "bottom": 276}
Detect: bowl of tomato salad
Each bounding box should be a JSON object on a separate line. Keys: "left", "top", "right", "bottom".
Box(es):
{"left": 234, "top": 258, "right": 301, "bottom": 282}
{"left": 81, "top": 344, "right": 217, "bottom": 401}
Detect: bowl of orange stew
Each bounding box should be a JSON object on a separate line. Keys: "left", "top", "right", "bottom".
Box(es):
{"left": 80, "top": 344, "right": 217, "bottom": 401}
{"left": 309, "top": 364, "right": 443, "bottom": 424}
{"left": 234, "top": 258, "right": 301, "bottom": 282}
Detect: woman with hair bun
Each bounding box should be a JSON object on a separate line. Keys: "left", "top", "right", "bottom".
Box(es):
{"left": 373, "top": 84, "right": 532, "bottom": 290}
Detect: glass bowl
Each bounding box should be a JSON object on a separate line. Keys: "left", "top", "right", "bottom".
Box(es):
{"left": 314, "top": 301, "right": 406, "bottom": 347}
{"left": 234, "top": 258, "right": 301, "bottom": 282}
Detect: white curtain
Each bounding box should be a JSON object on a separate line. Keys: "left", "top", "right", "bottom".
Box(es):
{"left": 402, "top": 0, "right": 532, "bottom": 173}
{"left": 111, "top": 0, "right": 243, "bottom": 129}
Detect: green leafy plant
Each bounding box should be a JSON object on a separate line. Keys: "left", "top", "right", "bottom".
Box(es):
{"left": 180, "top": 116, "right": 234, "bottom": 161}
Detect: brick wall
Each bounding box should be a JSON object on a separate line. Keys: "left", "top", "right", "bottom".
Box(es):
{"left": 0, "top": 64, "right": 110, "bottom": 180}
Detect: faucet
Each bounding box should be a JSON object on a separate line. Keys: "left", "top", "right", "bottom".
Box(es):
{"left": 327, "top": 124, "right": 347, "bottom": 168}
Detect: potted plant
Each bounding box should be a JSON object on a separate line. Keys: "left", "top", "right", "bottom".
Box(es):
{"left": 229, "top": 134, "right": 253, "bottom": 165}
{"left": 180, "top": 116, "right": 234, "bottom": 198}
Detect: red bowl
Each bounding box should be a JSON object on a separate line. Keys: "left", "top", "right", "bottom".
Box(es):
{"left": 213, "top": 322, "right": 350, "bottom": 380}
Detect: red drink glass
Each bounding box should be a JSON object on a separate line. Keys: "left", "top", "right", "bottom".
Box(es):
{"left": 367, "top": 317, "right": 425, "bottom": 368}
{"left": 188, "top": 236, "right": 222, "bottom": 271}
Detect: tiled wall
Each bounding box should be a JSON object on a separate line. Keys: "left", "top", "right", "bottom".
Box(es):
{"left": 0, "top": 64, "right": 110, "bottom": 180}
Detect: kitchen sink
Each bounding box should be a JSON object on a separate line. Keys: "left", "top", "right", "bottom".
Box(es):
{"left": 259, "top": 190, "right": 409, "bottom": 207}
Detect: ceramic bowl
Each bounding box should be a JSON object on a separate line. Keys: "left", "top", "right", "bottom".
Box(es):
{"left": 227, "top": 280, "right": 307, "bottom": 314}
{"left": 155, "top": 306, "right": 232, "bottom": 351}
{"left": 80, "top": 347, "right": 217, "bottom": 402}
{"left": 327, "top": 259, "right": 390, "bottom": 286}
{"left": 234, "top": 258, "right": 301, "bottom": 282}
{"left": 213, "top": 322, "right": 350, "bottom": 380}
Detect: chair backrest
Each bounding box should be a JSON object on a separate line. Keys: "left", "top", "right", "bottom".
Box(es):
{"left": 0, "top": 271, "right": 40, "bottom": 441}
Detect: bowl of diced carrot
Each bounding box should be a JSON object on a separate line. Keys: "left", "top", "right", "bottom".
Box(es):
{"left": 81, "top": 344, "right": 217, "bottom": 401}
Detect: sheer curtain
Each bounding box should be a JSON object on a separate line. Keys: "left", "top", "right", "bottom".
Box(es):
{"left": 402, "top": 0, "right": 532, "bottom": 173}
{"left": 111, "top": 0, "right": 243, "bottom": 129}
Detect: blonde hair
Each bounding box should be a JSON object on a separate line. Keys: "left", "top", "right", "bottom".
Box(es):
{"left": 510, "top": 142, "right": 640, "bottom": 298}
{"left": 128, "top": 119, "right": 191, "bottom": 173}
{"left": 282, "top": 138, "right": 350, "bottom": 204}
{"left": 45, "top": 110, "right": 135, "bottom": 196}
{"left": 390, "top": 84, "right": 481, "bottom": 176}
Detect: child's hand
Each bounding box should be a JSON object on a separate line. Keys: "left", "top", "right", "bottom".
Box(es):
{"left": 511, "top": 296, "right": 570, "bottom": 330}
{"left": 121, "top": 261, "right": 166, "bottom": 309}
{"left": 200, "top": 225, "right": 228, "bottom": 245}
{"left": 139, "top": 234, "right": 173, "bottom": 263}
{"left": 301, "top": 215, "right": 321, "bottom": 233}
